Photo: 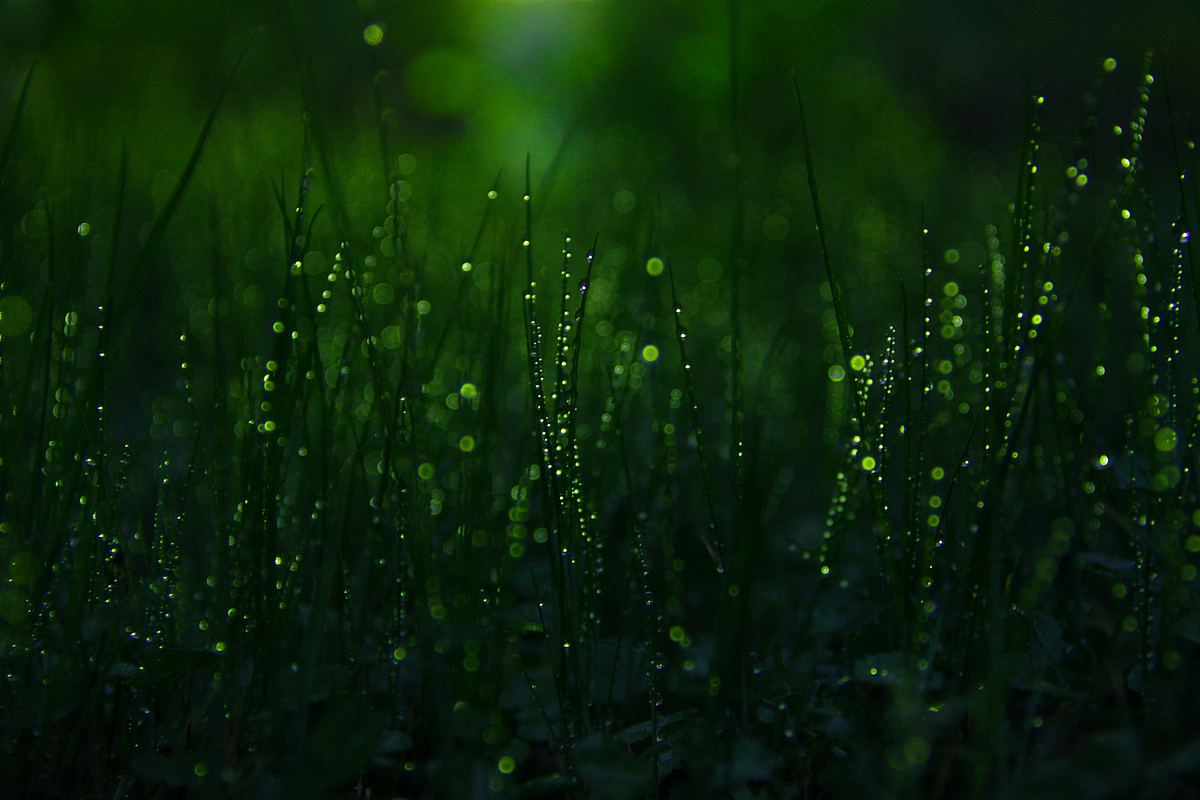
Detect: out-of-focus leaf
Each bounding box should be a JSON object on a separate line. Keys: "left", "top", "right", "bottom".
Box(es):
{"left": 293, "top": 700, "right": 386, "bottom": 791}
{"left": 517, "top": 772, "right": 574, "bottom": 798}
{"left": 614, "top": 709, "right": 695, "bottom": 745}
{"left": 573, "top": 733, "right": 651, "bottom": 800}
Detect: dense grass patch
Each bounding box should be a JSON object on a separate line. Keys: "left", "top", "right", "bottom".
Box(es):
{"left": 1, "top": 39, "right": 1200, "bottom": 799}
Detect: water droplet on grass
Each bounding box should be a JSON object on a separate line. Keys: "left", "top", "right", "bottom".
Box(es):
{"left": 363, "top": 23, "right": 384, "bottom": 46}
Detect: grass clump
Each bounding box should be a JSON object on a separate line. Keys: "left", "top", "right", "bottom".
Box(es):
{"left": 1, "top": 44, "right": 1200, "bottom": 800}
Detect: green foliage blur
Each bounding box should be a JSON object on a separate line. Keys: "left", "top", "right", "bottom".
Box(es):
{"left": 4, "top": 0, "right": 1198, "bottom": 420}
{"left": 5, "top": 0, "right": 1196, "bottom": 262}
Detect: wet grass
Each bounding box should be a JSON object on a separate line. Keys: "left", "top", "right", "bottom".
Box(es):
{"left": 2, "top": 51, "right": 1200, "bottom": 799}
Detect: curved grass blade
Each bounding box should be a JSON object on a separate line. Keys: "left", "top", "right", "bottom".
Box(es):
{"left": 110, "top": 29, "right": 259, "bottom": 337}
{"left": 0, "top": 61, "right": 34, "bottom": 190}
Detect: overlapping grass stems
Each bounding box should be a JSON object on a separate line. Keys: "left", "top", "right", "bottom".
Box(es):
{"left": 2, "top": 44, "right": 1200, "bottom": 798}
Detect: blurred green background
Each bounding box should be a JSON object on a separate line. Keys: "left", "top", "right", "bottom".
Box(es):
{"left": 2, "top": 0, "right": 1198, "bottom": 437}
{"left": 6, "top": 0, "right": 1196, "bottom": 229}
